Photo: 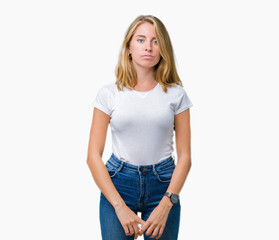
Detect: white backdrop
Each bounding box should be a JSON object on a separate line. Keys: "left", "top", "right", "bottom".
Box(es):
{"left": 0, "top": 0, "right": 278, "bottom": 239}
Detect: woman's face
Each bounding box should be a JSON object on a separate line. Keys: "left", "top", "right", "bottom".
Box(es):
{"left": 129, "top": 22, "right": 161, "bottom": 70}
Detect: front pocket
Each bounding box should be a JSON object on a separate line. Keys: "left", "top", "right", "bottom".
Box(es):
{"left": 156, "top": 160, "right": 175, "bottom": 171}
{"left": 155, "top": 166, "right": 175, "bottom": 183}
{"left": 105, "top": 162, "right": 117, "bottom": 178}
{"left": 106, "top": 162, "right": 115, "bottom": 170}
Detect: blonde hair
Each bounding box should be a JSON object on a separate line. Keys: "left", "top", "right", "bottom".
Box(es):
{"left": 115, "top": 15, "right": 184, "bottom": 93}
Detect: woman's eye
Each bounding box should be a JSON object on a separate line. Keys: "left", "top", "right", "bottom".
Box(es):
{"left": 137, "top": 39, "right": 158, "bottom": 44}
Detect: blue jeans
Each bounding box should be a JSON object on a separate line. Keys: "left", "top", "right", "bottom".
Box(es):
{"left": 99, "top": 153, "right": 181, "bottom": 240}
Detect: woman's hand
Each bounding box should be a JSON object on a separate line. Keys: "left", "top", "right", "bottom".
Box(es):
{"left": 139, "top": 197, "right": 173, "bottom": 239}
{"left": 115, "top": 203, "right": 145, "bottom": 239}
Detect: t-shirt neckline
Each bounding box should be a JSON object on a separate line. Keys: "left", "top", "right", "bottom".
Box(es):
{"left": 132, "top": 82, "right": 159, "bottom": 93}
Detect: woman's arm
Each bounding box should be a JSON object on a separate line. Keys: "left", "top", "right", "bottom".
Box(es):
{"left": 86, "top": 108, "right": 145, "bottom": 238}
{"left": 165, "top": 108, "right": 192, "bottom": 197}
{"left": 139, "top": 109, "right": 192, "bottom": 239}
{"left": 87, "top": 108, "right": 124, "bottom": 209}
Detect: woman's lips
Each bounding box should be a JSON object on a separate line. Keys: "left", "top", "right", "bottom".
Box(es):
{"left": 142, "top": 55, "right": 154, "bottom": 59}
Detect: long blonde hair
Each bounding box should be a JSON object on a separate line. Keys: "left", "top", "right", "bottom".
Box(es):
{"left": 115, "top": 15, "right": 184, "bottom": 93}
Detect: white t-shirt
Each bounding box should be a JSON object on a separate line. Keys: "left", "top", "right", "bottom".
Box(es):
{"left": 91, "top": 81, "right": 193, "bottom": 165}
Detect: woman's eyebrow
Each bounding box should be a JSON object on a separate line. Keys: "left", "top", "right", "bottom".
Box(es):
{"left": 135, "top": 35, "right": 156, "bottom": 39}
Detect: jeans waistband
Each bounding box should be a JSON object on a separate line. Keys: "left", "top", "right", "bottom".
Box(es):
{"left": 108, "top": 153, "right": 175, "bottom": 173}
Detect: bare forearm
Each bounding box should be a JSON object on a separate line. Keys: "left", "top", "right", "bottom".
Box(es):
{"left": 146, "top": 157, "right": 192, "bottom": 226}
{"left": 166, "top": 157, "right": 192, "bottom": 196}
{"left": 87, "top": 155, "right": 125, "bottom": 210}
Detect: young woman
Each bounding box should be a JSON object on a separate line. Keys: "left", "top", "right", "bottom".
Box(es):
{"left": 87, "top": 15, "right": 193, "bottom": 240}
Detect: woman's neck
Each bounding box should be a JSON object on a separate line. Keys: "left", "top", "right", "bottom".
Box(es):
{"left": 134, "top": 67, "right": 157, "bottom": 85}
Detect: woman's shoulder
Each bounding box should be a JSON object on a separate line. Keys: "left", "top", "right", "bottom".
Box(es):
{"left": 168, "top": 84, "right": 184, "bottom": 90}
{"left": 168, "top": 84, "right": 189, "bottom": 95}
{"left": 165, "top": 84, "right": 184, "bottom": 95}
{"left": 164, "top": 84, "right": 192, "bottom": 104}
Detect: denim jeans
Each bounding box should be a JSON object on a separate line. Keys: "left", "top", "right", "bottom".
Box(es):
{"left": 99, "top": 153, "right": 181, "bottom": 240}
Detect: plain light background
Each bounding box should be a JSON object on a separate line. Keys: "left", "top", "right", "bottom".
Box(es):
{"left": 0, "top": 0, "right": 278, "bottom": 239}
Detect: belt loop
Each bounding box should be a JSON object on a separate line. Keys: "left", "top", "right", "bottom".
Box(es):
{"left": 117, "top": 161, "right": 124, "bottom": 172}
{"left": 137, "top": 166, "right": 141, "bottom": 175}
{"left": 152, "top": 164, "right": 157, "bottom": 176}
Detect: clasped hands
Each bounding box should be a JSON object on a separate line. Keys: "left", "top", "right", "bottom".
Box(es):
{"left": 115, "top": 197, "right": 173, "bottom": 239}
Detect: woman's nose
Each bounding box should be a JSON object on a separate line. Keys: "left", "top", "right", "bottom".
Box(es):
{"left": 145, "top": 42, "right": 152, "bottom": 51}
{"left": 145, "top": 45, "right": 152, "bottom": 51}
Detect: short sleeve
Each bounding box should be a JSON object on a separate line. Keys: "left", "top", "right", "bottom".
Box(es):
{"left": 91, "top": 85, "right": 111, "bottom": 116}
{"left": 174, "top": 86, "right": 193, "bottom": 115}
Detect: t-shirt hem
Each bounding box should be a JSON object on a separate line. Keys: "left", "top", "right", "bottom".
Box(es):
{"left": 92, "top": 102, "right": 110, "bottom": 116}
{"left": 174, "top": 104, "right": 193, "bottom": 115}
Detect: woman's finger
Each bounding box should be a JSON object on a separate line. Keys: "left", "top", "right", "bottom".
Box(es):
{"left": 123, "top": 225, "right": 130, "bottom": 236}
{"left": 136, "top": 217, "right": 145, "bottom": 236}
{"left": 150, "top": 225, "right": 160, "bottom": 238}
{"left": 137, "top": 218, "right": 145, "bottom": 226}
{"left": 156, "top": 225, "right": 165, "bottom": 239}
{"left": 145, "top": 222, "right": 157, "bottom": 236}
{"left": 132, "top": 222, "right": 139, "bottom": 237}
{"left": 127, "top": 224, "right": 134, "bottom": 236}
{"left": 139, "top": 221, "right": 150, "bottom": 236}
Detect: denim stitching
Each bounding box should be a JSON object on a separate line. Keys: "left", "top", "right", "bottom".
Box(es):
{"left": 109, "top": 159, "right": 121, "bottom": 168}
{"left": 156, "top": 159, "right": 175, "bottom": 171}
{"left": 106, "top": 162, "right": 114, "bottom": 170}
{"left": 153, "top": 164, "right": 174, "bottom": 183}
